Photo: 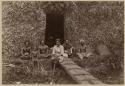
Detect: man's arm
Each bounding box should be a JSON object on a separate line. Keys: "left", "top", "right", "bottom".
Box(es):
{"left": 21, "top": 48, "right": 24, "bottom": 56}
{"left": 52, "top": 46, "right": 55, "bottom": 55}
{"left": 61, "top": 46, "right": 64, "bottom": 55}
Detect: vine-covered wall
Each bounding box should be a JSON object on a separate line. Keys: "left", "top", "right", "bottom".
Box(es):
{"left": 64, "top": 2, "right": 124, "bottom": 57}
{"left": 2, "top": 1, "right": 46, "bottom": 60}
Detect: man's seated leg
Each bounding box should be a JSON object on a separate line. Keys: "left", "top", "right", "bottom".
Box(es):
{"left": 77, "top": 52, "right": 89, "bottom": 60}
{"left": 63, "top": 53, "right": 68, "bottom": 58}
{"left": 77, "top": 53, "right": 83, "bottom": 60}
{"left": 58, "top": 56, "right": 64, "bottom": 63}
{"left": 64, "top": 49, "right": 72, "bottom": 58}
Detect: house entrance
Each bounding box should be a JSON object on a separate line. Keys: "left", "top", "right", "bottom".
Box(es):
{"left": 45, "top": 14, "right": 64, "bottom": 47}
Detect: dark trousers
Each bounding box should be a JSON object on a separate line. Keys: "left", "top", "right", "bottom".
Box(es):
{"left": 51, "top": 58, "right": 62, "bottom": 69}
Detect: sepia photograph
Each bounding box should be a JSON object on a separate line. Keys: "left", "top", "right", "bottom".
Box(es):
{"left": 2, "top": 1, "right": 124, "bottom": 84}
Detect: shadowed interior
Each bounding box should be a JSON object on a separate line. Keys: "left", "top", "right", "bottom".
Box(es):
{"left": 45, "top": 14, "right": 64, "bottom": 47}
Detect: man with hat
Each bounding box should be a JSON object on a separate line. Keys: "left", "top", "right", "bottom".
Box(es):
{"left": 50, "top": 38, "right": 65, "bottom": 83}
{"left": 63, "top": 40, "right": 73, "bottom": 57}
{"left": 77, "top": 39, "right": 87, "bottom": 60}
{"left": 38, "top": 40, "right": 49, "bottom": 59}
{"left": 51, "top": 38, "right": 65, "bottom": 63}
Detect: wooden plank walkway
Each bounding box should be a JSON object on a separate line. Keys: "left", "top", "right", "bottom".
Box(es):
{"left": 60, "top": 57, "right": 104, "bottom": 84}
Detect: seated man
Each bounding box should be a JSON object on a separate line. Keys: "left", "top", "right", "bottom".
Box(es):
{"left": 38, "top": 40, "right": 49, "bottom": 59}
{"left": 63, "top": 40, "right": 73, "bottom": 57}
{"left": 52, "top": 39, "right": 67, "bottom": 64}
{"left": 77, "top": 39, "right": 87, "bottom": 60}
{"left": 21, "top": 41, "right": 31, "bottom": 60}
{"left": 21, "top": 41, "right": 32, "bottom": 73}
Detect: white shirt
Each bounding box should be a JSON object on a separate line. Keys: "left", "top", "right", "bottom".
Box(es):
{"left": 52, "top": 45, "right": 64, "bottom": 55}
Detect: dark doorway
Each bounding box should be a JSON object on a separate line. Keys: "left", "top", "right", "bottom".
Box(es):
{"left": 45, "top": 14, "right": 64, "bottom": 47}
